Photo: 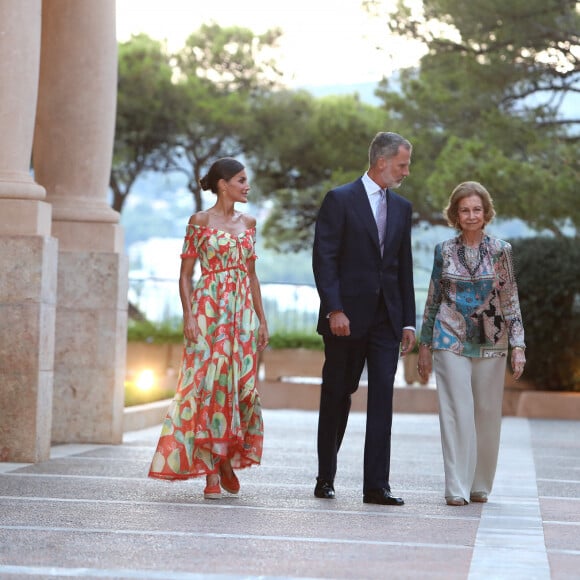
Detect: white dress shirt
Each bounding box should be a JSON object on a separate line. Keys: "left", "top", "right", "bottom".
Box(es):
{"left": 362, "top": 172, "right": 386, "bottom": 221}
{"left": 361, "top": 172, "right": 416, "bottom": 335}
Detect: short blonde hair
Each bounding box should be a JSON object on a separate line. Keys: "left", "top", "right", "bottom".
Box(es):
{"left": 443, "top": 181, "right": 496, "bottom": 230}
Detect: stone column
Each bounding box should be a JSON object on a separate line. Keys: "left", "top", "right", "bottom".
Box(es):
{"left": 33, "top": 0, "right": 127, "bottom": 444}
{"left": 0, "top": 0, "right": 58, "bottom": 462}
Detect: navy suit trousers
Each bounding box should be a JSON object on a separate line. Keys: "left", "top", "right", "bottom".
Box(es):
{"left": 317, "top": 299, "right": 400, "bottom": 492}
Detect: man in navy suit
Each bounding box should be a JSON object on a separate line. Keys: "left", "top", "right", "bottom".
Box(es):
{"left": 312, "top": 132, "right": 416, "bottom": 505}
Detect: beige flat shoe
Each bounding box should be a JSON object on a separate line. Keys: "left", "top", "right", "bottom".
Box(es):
{"left": 446, "top": 496, "right": 468, "bottom": 506}
{"left": 470, "top": 492, "right": 488, "bottom": 503}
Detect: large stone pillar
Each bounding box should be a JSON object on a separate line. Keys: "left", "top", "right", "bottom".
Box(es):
{"left": 33, "top": 0, "right": 127, "bottom": 444}
{"left": 0, "top": 0, "right": 58, "bottom": 462}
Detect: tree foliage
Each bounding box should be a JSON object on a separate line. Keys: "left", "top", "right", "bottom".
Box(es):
{"left": 370, "top": 0, "right": 579, "bottom": 236}
{"left": 244, "top": 91, "right": 389, "bottom": 251}
{"left": 112, "top": 4, "right": 579, "bottom": 250}
{"left": 111, "top": 34, "right": 177, "bottom": 213}
{"left": 159, "top": 23, "right": 284, "bottom": 212}
{"left": 111, "top": 25, "right": 283, "bottom": 214}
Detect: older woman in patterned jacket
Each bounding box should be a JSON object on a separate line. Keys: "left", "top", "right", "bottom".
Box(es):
{"left": 418, "top": 181, "right": 526, "bottom": 507}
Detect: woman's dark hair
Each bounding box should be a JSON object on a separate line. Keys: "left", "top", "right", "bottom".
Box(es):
{"left": 199, "top": 157, "right": 245, "bottom": 193}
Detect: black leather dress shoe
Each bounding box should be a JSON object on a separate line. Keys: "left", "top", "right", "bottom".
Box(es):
{"left": 314, "top": 478, "right": 335, "bottom": 499}
{"left": 363, "top": 488, "right": 404, "bottom": 506}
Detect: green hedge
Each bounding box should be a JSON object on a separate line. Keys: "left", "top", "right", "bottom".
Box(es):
{"left": 128, "top": 319, "right": 323, "bottom": 350}
{"left": 267, "top": 331, "right": 324, "bottom": 350}
{"left": 127, "top": 319, "right": 183, "bottom": 344}
{"left": 511, "top": 236, "right": 580, "bottom": 391}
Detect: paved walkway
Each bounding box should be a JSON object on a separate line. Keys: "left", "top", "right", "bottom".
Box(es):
{"left": 1, "top": 409, "right": 579, "bottom": 579}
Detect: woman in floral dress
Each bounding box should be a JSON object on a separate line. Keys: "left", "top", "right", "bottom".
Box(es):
{"left": 148, "top": 157, "right": 269, "bottom": 499}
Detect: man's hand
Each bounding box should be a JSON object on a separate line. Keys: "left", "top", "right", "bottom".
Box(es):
{"left": 329, "top": 311, "right": 350, "bottom": 336}
{"left": 400, "top": 329, "right": 416, "bottom": 356}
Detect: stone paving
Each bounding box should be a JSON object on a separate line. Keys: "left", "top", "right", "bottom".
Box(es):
{"left": 0, "top": 409, "right": 579, "bottom": 579}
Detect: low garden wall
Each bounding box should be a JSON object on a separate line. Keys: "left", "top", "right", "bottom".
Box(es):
{"left": 124, "top": 342, "right": 580, "bottom": 431}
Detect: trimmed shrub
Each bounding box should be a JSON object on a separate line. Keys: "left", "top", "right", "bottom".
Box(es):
{"left": 128, "top": 319, "right": 324, "bottom": 351}
{"left": 511, "top": 236, "right": 580, "bottom": 391}
{"left": 127, "top": 318, "right": 183, "bottom": 344}
{"left": 268, "top": 331, "right": 324, "bottom": 350}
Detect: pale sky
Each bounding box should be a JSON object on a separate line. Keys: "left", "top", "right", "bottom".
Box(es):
{"left": 115, "top": 0, "right": 425, "bottom": 87}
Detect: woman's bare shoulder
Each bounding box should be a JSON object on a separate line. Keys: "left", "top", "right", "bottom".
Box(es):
{"left": 188, "top": 212, "right": 211, "bottom": 227}
{"left": 239, "top": 213, "right": 257, "bottom": 229}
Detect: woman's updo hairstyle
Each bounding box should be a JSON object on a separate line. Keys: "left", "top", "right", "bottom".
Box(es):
{"left": 199, "top": 157, "right": 245, "bottom": 194}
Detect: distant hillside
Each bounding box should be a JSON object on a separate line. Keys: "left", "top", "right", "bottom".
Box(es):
{"left": 299, "top": 81, "right": 383, "bottom": 105}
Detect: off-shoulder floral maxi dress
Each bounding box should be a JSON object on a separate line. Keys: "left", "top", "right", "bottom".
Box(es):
{"left": 148, "top": 225, "right": 264, "bottom": 480}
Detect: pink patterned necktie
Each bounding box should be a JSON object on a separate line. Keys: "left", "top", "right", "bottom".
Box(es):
{"left": 376, "top": 189, "right": 387, "bottom": 254}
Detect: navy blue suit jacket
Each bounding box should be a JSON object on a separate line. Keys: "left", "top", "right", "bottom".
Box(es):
{"left": 313, "top": 177, "right": 416, "bottom": 340}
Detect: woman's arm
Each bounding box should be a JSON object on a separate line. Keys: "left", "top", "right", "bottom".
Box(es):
{"left": 417, "top": 244, "right": 444, "bottom": 382}
{"left": 178, "top": 212, "right": 206, "bottom": 343}
{"left": 247, "top": 258, "right": 269, "bottom": 351}
{"left": 497, "top": 243, "right": 526, "bottom": 378}
{"left": 242, "top": 214, "right": 269, "bottom": 351}
{"left": 496, "top": 243, "right": 525, "bottom": 346}
{"left": 179, "top": 256, "right": 198, "bottom": 343}
{"left": 420, "top": 243, "right": 444, "bottom": 345}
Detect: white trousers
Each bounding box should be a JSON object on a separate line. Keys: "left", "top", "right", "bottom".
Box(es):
{"left": 433, "top": 350, "right": 507, "bottom": 501}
